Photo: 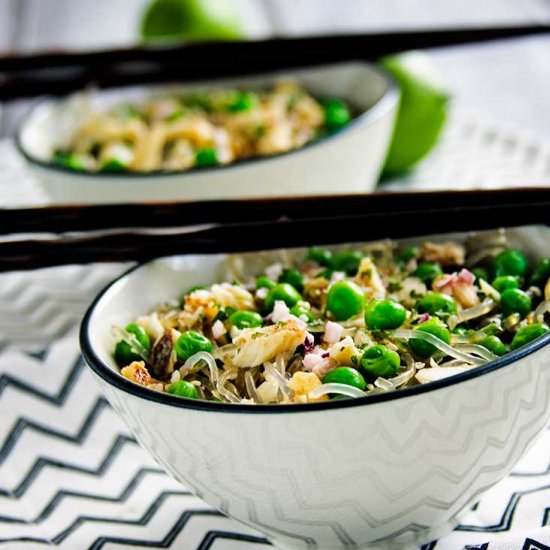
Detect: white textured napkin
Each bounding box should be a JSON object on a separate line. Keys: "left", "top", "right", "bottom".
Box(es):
{"left": 0, "top": 264, "right": 549, "bottom": 549}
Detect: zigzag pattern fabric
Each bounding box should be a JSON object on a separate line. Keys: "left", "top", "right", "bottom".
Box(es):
{"left": 1, "top": 266, "right": 550, "bottom": 549}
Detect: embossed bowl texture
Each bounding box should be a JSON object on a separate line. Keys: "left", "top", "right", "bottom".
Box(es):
{"left": 80, "top": 226, "right": 550, "bottom": 549}
{"left": 16, "top": 62, "right": 397, "bottom": 205}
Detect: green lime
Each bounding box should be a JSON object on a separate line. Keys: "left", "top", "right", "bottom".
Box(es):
{"left": 380, "top": 51, "right": 450, "bottom": 176}
{"left": 141, "top": 0, "right": 244, "bottom": 43}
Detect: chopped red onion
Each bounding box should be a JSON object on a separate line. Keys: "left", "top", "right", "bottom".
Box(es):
{"left": 434, "top": 269, "right": 475, "bottom": 292}
{"left": 303, "top": 353, "right": 324, "bottom": 371}
{"left": 272, "top": 300, "right": 291, "bottom": 323}
{"left": 458, "top": 268, "right": 475, "bottom": 285}
{"left": 324, "top": 321, "right": 344, "bottom": 344}
{"left": 212, "top": 320, "right": 227, "bottom": 339}
{"left": 313, "top": 359, "right": 337, "bottom": 379}
{"left": 432, "top": 274, "right": 453, "bottom": 291}
{"left": 304, "top": 332, "right": 315, "bottom": 352}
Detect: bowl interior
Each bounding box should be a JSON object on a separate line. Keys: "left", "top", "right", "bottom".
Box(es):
{"left": 85, "top": 224, "right": 550, "bottom": 398}
{"left": 19, "top": 61, "right": 394, "bottom": 164}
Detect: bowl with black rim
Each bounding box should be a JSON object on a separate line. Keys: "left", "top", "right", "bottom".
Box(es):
{"left": 16, "top": 61, "right": 398, "bottom": 205}
{"left": 80, "top": 213, "right": 550, "bottom": 549}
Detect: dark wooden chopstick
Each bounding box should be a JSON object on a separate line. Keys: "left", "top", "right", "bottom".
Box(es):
{"left": 3, "top": 188, "right": 550, "bottom": 237}
{"left": 3, "top": 190, "right": 550, "bottom": 272}
{"left": 3, "top": 26, "right": 548, "bottom": 72}
{"left": 1, "top": 26, "right": 549, "bottom": 101}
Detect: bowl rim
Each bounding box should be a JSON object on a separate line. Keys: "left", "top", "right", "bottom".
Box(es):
{"left": 15, "top": 60, "right": 399, "bottom": 180}
{"left": 79, "top": 255, "right": 550, "bottom": 415}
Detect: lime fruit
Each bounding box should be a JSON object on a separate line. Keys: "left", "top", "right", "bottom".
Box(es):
{"left": 380, "top": 51, "right": 450, "bottom": 177}
{"left": 141, "top": 0, "right": 244, "bottom": 43}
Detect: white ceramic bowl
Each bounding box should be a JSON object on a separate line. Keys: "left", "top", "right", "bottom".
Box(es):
{"left": 80, "top": 228, "right": 550, "bottom": 549}
{"left": 16, "top": 62, "right": 398, "bottom": 205}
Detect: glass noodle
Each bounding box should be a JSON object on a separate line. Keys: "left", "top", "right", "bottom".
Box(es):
{"left": 111, "top": 231, "right": 550, "bottom": 405}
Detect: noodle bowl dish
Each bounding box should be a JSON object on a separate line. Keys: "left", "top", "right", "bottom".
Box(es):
{"left": 80, "top": 225, "right": 550, "bottom": 549}
{"left": 16, "top": 62, "right": 398, "bottom": 204}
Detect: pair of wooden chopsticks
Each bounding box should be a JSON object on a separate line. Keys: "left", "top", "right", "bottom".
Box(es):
{"left": 2, "top": 27, "right": 550, "bottom": 272}
{"left": 3, "top": 189, "right": 550, "bottom": 272}
{"left": 1, "top": 25, "right": 549, "bottom": 101}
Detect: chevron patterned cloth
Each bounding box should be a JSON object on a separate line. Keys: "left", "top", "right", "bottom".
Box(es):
{"left": 0, "top": 263, "right": 550, "bottom": 550}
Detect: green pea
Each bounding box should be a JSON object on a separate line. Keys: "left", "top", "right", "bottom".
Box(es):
{"left": 174, "top": 331, "right": 213, "bottom": 362}
{"left": 126, "top": 323, "right": 151, "bottom": 351}
{"left": 397, "top": 246, "right": 419, "bottom": 264}
{"left": 323, "top": 99, "right": 351, "bottom": 130}
{"left": 494, "top": 249, "right": 529, "bottom": 278}
{"left": 195, "top": 148, "right": 219, "bottom": 167}
{"left": 323, "top": 366, "right": 366, "bottom": 390}
{"left": 227, "top": 92, "right": 258, "bottom": 113}
{"left": 307, "top": 247, "right": 332, "bottom": 267}
{"left": 53, "top": 151, "right": 86, "bottom": 171}
{"left": 184, "top": 93, "right": 212, "bottom": 112}
{"left": 264, "top": 283, "right": 302, "bottom": 312}
{"left": 166, "top": 106, "right": 187, "bottom": 122}
{"left": 225, "top": 306, "right": 237, "bottom": 318}
{"left": 529, "top": 258, "right": 550, "bottom": 287}
{"left": 413, "top": 262, "right": 444, "bottom": 285}
{"left": 479, "top": 323, "right": 502, "bottom": 336}
{"left": 101, "top": 158, "right": 128, "bottom": 172}
{"left": 478, "top": 335, "right": 506, "bottom": 356}
{"left": 114, "top": 323, "right": 151, "bottom": 366}
{"left": 491, "top": 276, "right": 520, "bottom": 293}
{"left": 279, "top": 268, "right": 304, "bottom": 292}
{"left": 290, "top": 303, "right": 314, "bottom": 323}
{"left": 256, "top": 276, "right": 276, "bottom": 290}
{"left": 452, "top": 326, "right": 471, "bottom": 336}
{"left": 500, "top": 288, "right": 532, "bottom": 318}
{"left": 167, "top": 380, "right": 199, "bottom": 399}
{"left": 511, "top": 323, "right": 550, "bottom": 350}
{"left": 472, "top": 267, "right": 489, "bottom": 282}
{"left": 326, "top": 280, "right": 365, "bottom": 321}
{"left": 53, "top": 151, "right": 68, "bottom": 165}
{"left": 114, "top": 104, "right": 140, "bottom": 119}
{"left": 228, "top": 310, "right": 263, "bottom": 329}
{"left": 417, "top": 292, "right": 458, "bottom": 316}
{"left": 332, "top": 251, "right": 363, "bottom": 275}
{"left": 360, "top": 345, "right": 400, "bottom": 378}
{"left": 364, "top": 299, "right": 407, "bottom": 330}
{"left": 114, "top": 342, "right": 141, "bottom": 366}
{"left": 409, "top": 318, "right": 451, "bottom": 358}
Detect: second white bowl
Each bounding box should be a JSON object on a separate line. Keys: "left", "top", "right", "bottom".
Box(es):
{"left": 80, "top": 226, "right": 550, "bottom": 549}
{"left": 16, "top": 62, "right": 398, "bottom": 205}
